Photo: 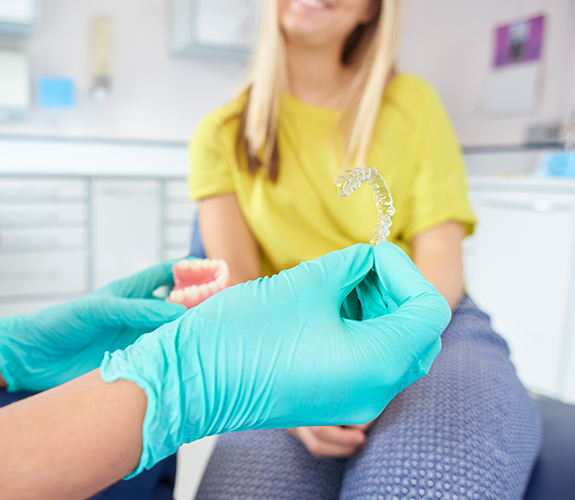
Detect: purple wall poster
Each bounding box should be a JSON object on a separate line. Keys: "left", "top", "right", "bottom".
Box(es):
{"left": 493, "top": 14, "right": 545, "bottom": 68}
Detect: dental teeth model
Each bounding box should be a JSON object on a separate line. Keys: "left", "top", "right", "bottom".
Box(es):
{"left": 334, "top": 166, "right": 395, "bottom": 246}
{"left": 166, "top": 258, "right": 232, "bottom": 309}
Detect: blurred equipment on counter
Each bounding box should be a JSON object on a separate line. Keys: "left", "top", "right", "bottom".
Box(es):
{"left": 90, "top": 15, "right": 113, "bottom": 102}
{"left": 38, "top": 76, "right": 76, "bottom": 108}
{"left": 535, "top": 152, "right": 575, "bottom": 178}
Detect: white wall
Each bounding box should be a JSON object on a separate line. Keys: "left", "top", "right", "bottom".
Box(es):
{"left": 398, "top": 0, "right": 575, "bottom": 147}
{"left": 1, "top": 0, "right": 574, "bottom": 146}
{"left": 0, "top": 0, "right": 245, "bottom": 142}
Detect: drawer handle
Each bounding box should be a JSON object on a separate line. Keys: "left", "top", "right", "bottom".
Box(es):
{"left": 4, "top": 235, "right": 59, "bottom": 247}
{"left": 0, "top": 211, "right": 59, "bottom": 222}
{"left": 0, "top": 188, "right": 59, "bottom": 198}
{"left": 99, "top": 187, "right": 157, "bottom": 196}
{"left": 0, "top": 269, "right": 60, "bottom": 280}
{"left": 481, "top": 199, "right": 575, "bottom": 212}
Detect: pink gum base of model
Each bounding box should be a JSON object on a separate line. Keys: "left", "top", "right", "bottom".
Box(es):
{"left": 166, "top": 258, "right": 232, "bottom": 309}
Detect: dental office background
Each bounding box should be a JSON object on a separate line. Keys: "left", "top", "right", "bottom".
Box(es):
{"left": 1, "top": 0, "right": 575, "bottom": 498}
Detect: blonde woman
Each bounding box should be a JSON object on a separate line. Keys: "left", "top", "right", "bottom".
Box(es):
{"left": 188, "top": 0, "right": 541, "bottom": 497}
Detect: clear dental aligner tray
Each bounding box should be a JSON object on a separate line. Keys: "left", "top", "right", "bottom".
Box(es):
{"left": 334, "top": 166, "right": 395, "bottom": 246}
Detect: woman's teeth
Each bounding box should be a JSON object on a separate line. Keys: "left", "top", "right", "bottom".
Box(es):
{"left": 297, "top": 0, "right": 328, "bottom": 9}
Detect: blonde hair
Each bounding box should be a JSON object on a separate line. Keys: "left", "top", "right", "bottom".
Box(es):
{"left": 237, "top": 0, "right": 404, "bottom": 180}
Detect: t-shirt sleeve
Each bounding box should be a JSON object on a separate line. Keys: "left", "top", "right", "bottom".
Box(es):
{"left": 403, "top": 82, "right": 476, "bottom": 241}
{"left": 188, "top": 112, "right": 236, "bottom": 201}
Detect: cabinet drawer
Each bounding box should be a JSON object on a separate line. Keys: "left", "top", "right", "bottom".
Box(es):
{"left": 0, "top": 178, "right": 87, "bottom": 201}
{"left": 165, "top": 202, "right": 197, "bottom": 223}
{"left": 0, "top": 227, "right": 87, "bottom": 252}
{"left": 0, "top": 251, "right": 88, "bottom": 298}
{"left": 0, "top": 203, "right": 87, "bottom": 226}
{"left": 165, "top": 180, "right": 189, "bottom": 201}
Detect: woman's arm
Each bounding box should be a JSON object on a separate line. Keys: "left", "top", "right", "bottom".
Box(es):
{"left": 411, "top": 221, "right": 465, "bottom": 310}
{"left": 199, "top": 193, "right": 261, "bottom": 283}
{"left": 0, "top": 370, "right": 145, "bottom": 500}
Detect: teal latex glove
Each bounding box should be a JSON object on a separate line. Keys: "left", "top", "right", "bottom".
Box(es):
{"left": 0, "top": 261, "right": 186, "bottom": 392}
{"left": 101, "top": 242, "right": 451, "bottom": 477}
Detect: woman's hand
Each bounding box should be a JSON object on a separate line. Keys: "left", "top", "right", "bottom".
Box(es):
{"left": 289, "top": 420, "right": 375, "bottom": 458}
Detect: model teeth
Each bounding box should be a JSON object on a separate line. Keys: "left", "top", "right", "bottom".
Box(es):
{"left": 170, "top": 281, "right": 225, "bottom": 302}
{"left": 168, "top": 258, "right": 231, "bottom": 307}
{"left": 170, "top": 289, "right": 185, "bottom": 301}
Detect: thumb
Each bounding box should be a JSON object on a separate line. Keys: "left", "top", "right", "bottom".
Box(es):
{"left": 97, "top": 297, "right": 187, "bottom": 330}
{"left": 373, "top": 242, "right": 448, "bottom": 310}
{"left": 285, "top": 243, "right": 373, "bottom": 311}
{"left": 363, "top": 242, "right": 451, "bottom": 357}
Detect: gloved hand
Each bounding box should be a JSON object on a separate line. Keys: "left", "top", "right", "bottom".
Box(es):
{"left": 101, "top": 242, "right": 451, "bottom": 477}
{"left": 355, "top": 241, "right": 445, "bottom": 374}
{"left": 0, "top": 261, "right": 186, "bottom": 392}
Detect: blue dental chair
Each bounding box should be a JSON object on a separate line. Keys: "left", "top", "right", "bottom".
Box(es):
{"left": 189, "top": 216, "right": 575, "bottom": 500}
{"left": 523, "top": 395, "right": 575, "bottom": 499}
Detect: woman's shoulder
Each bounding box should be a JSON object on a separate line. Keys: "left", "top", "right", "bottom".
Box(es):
{"left": 380, "top": 73, "right": 448, "bottom": 133}
{"left": 385, "top": 73, "right": 440, "bottom": 109}
{"left": 191, "top": 92, "right": 248, "bottom": 144}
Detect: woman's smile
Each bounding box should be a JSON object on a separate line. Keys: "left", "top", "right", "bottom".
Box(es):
{"left": 293, "top": 0, "right": 333, "bottom": 12}
{"left": 280, "top": 0, "right": 375, "bottom": 48}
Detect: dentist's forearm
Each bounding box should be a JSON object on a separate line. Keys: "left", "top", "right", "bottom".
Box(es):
{"left": 0, "top": 370, "right": 6, "bottom": 389}
{"left": 0, "top": 370, "right": 147, "bottom": 500}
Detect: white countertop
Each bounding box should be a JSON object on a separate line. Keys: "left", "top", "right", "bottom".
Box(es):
{"left": 468, "top": 175, "right": 575, "bottom": 192}
{"left": 2, "top": 137, "right": 575, "bottom": 192}
{"left": 0, "top": 137, "right": 188, "bottom": 178}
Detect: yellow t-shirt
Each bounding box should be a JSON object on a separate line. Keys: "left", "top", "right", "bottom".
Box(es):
{"left": 188, "top": 73, "right": 476, "bottom": 277}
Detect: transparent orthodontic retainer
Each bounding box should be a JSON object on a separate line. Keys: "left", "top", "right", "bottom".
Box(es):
{"left": 334, "top": 166, "right": 395, "bottom": 246}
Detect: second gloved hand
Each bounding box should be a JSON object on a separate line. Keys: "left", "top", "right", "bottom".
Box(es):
{"left": 0, "top": 261, "right": 186, "bottom": 392}
{"left": 101, "top": 243, "right": 451, "bottom": 477}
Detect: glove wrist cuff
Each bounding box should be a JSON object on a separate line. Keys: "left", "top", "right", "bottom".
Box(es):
{"left": 100, "top": 351, "right": 167, "bottom": 478}
{"left": 100, "top": 331, "right": 205, "bottom": 479}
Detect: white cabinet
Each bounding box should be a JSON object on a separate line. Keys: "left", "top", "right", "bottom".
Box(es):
{"left": 0, "top": 250, "right": 88, "bottom": 298}
{"left": 466, "top": 183, "right": 575, "bottom": 403}
{"left": 0, "top": 177, "right": 89, "bottom": 309}
{"left": 0, "top": 0, "right": 39, "bottom": 36}
{"left": 92, "top": 180, "right": 162, "bottom": 288}
{"left": 0, "top": 175, "right": 197, "bottom": 316}
{"left": 91, "top": 179, "right": 197, "bottom": 286}
{"left": 162, "top": 180, "right": 197, "bottom": 261}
